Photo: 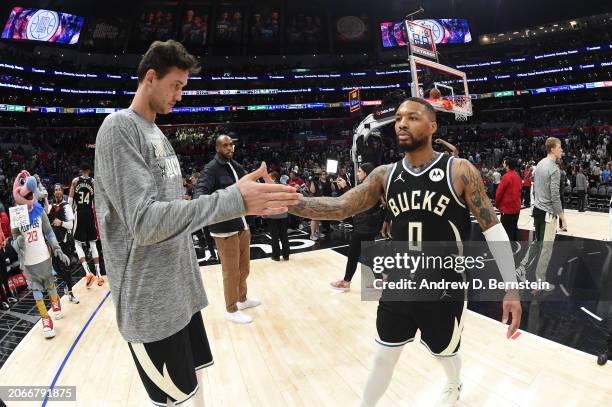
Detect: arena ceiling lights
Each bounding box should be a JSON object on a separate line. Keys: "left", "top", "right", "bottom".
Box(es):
{"left": 479, "top": 12, "right": 611, "bottom": 45}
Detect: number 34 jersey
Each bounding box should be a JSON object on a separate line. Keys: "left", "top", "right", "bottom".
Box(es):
{"left": 385, "top": 153, "right": 471, "bottom": 247}
{"left": 74, "top": 176, "right": 95, "bottom": 213}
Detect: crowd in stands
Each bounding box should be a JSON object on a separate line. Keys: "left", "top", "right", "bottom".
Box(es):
{"left": 1, "top": 105, "right": 611, "bottom": 216}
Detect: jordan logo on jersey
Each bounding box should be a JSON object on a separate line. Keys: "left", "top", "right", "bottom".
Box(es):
{"left": 394, "top": 172, "right": 405, "bottom": 183}
{"left": 429, "top": 168, "right": 445, "bottom": 182}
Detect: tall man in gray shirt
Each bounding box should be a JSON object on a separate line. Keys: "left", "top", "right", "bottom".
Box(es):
{"left": 516, "top": 137, "right": 566, "bottom": 286}
{"left": 94, "top": 40, "right": 301, "bottom": 407}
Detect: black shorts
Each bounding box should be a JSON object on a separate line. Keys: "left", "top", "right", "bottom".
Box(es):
{"left": 127, "top": 312, "right": 213, "bottom": 406}
{"left": 73, "top": 210, "right": 97, "bottom": 242}
{"left": 376, "top": 300, "right": 466, "bottom": 356}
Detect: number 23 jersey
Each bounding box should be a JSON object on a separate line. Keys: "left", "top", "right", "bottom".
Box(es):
{"left": 18, "top": 217, "right": 49, "bottom": 266}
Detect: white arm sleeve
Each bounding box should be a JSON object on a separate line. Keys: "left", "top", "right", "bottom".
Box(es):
{"left": 63, "top": 204, "right": 74, "bottom": 221}
{"left": 62, "top": 204, "right": 74, "bottom": 230}
{"left": 482, "top": 223, "right": 517, "bottom": 287}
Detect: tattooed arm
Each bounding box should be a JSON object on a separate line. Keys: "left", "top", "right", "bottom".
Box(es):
{"left": 288, "top": 165, "right": 390, "bottom": 220}
{"left": 452, "top": 159, "right": 499, "bottom": 231}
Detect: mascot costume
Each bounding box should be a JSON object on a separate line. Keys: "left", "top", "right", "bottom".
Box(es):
{"left": 11, "top": 171, "right": 70, "bottom": 338}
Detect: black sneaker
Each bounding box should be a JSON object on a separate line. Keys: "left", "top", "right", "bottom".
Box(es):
{"left": 282, "top": 256, "right": 290, "bottom": 261}
{"left": 597, "top": 351, "right": 611, "bottom": 365}
{"left": 7, "top": 297, "right": 17, "bottom": 304}
{"left": 68, "top": 292, "right": 80, "bottom": 304}
{"left": 271, "top": 257, "right": 280, "bottom": 261}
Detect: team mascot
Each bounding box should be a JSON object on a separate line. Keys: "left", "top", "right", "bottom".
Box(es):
{"left": 11, "top": 171, "right": 70, "bottom": 338}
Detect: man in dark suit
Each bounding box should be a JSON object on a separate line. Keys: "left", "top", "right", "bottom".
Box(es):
{"left": 194, "top": 135, "right": 260, "bottom": 324}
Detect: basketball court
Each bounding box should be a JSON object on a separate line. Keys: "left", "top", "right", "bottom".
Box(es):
{"left": 0, "top": 4, "right": 611, "bottom": 407}
{"left": 2, "top": 211, "right": 612, "bottom": 406}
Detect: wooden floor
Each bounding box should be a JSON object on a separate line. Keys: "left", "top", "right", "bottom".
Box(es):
{"left": 518, "top": 207, "right": 611, "bottom": 241}
{"left": 2, "top": 246, "right": 612, "bottom": 406}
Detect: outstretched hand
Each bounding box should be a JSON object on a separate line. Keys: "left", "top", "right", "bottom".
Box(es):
{"left": 237, "top": 162, "right": 303, "bottom": 216}
{"left": 502, "top": 289, "right": 521, "bottom": 339}
{"left": 54, "top": 249, "right": 70, "bottom": 266}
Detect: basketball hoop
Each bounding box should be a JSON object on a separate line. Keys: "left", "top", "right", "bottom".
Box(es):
{"left": 453, "top": 95, "right": 470, "bottom": 121}
{"left": 455, "top": 113, "right": 469, "bottom": 122}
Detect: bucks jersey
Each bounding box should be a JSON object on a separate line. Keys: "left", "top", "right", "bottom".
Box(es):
{"left": 73, "top": 176, "right": 98, "bottom": 242}
{"left": 385, "top": 153, "right": 471, "bottom": 247}
{"left": 74, "top": 176, "right": 94, "bottom": 213}
{"left": 376, "top": 153, "right": 470, "bottom": 354}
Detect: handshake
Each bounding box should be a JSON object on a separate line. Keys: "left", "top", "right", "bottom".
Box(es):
{"left": 236, "top": 162, "right": 304, "bottom": 216}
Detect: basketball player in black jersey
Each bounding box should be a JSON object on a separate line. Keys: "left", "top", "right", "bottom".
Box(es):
{"left": 69, "top": 163, "right": 103, "bottom": 288}
{"left": 289, "top": 98, "right": 521, "bottom": 406}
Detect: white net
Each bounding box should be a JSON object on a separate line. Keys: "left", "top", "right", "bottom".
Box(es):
{"left": 453, "top": 95, "right": 471, "bottom": 121}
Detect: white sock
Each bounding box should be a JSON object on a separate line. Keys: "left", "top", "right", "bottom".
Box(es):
{"left": 436, "top": 354, "right": 462, "bottom": 385}
{"left": 361, "top": 342, "right": 403, "bottom": 407}
{"left": 94, "top": 263, "right": 101, "bottom": 277}
{"left": 193, "top": 368, "right": 205, "bottom": 406}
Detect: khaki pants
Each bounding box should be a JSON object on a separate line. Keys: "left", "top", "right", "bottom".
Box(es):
{"left": 214, "top": 230, "right": 251, "bottom": 313}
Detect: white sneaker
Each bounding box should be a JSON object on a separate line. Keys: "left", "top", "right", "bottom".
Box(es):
{"left": 69, "top": 292, "right": 80, "bottom": 304}
{"left": 435, "top": 382, "right": 462, "bottom": 407}
{"left": 225, "top": 311, "right": 253, "bottom": 324}
{"left": 237, "top": 298, "right": 261, "bottom": 310}
{"left": 310, "top": 235, "right": 318, "bottom": 241}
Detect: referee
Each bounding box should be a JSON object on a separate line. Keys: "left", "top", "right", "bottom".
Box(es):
{"left": 515, "top": 137, "right": 566, "bottom": 286}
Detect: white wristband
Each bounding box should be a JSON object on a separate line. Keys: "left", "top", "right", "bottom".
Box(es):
{"left": 482, "top": 223, "right": 517, "bottom": 286}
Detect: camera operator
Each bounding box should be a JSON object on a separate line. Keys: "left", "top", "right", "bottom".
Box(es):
{"left": 308, "top": 170, "right": 333, "bottom": 240}
{"left": 287, "top": 171, "right": 306, "bottom": 230}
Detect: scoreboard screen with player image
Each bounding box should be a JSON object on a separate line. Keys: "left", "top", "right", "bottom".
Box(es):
{"left": 1, "top": 7, "right": 85, "bottom": 44}
{"left": 380, "top": 18, "right": 471, "bottom": 48}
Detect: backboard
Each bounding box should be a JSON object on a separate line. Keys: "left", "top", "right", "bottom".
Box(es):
{"left": 405, "top": 20, "right": 437, "bottom": 60}
{"left": 409, "top": 55, "right": 472, "bottom": 120}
